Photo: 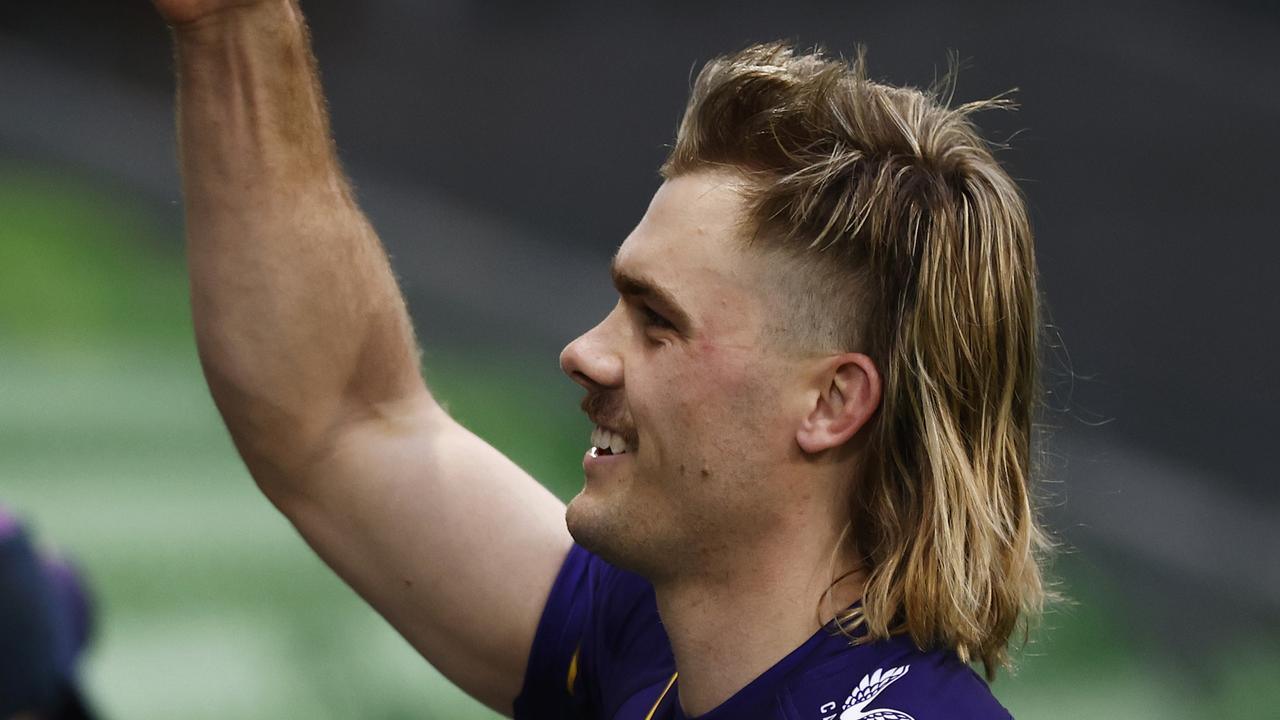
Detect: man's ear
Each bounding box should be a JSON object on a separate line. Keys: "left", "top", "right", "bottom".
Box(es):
{"left": 796, "top": 352, "right": 882, "bottom": 454}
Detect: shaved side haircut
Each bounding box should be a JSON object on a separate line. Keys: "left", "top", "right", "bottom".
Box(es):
{"left": 663, "top": 42, "right": 1052, "bottom": 678}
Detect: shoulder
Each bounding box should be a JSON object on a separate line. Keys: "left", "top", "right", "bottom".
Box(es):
{"left": 575, "top": 547, "right": 674, "bottom": 694}
{"left": 570, "top": 545, "right": 663, "bottom": 652}
{"left": 515, "top": 545, "right": 673, "bottom": 719}
{"left": 782, "top": 634, "right": 1012, "bottom": 720}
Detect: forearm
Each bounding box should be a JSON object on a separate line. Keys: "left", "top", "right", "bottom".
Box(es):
{"left": 175, "top": 0, "right": 426, "bottom": 476}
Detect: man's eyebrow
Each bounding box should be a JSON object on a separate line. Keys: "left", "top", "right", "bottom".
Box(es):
{"left": 610, "top": 258, "right": 692, "bottom": 329}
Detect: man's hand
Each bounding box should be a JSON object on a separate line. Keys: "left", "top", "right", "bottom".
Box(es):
{"left": 152, "top": 0, "right": 268, "bottom": 28}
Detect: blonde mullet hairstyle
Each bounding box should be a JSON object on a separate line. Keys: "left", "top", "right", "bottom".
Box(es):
{"left": 662, "top": 43, "right": 1052, "bottom": 679}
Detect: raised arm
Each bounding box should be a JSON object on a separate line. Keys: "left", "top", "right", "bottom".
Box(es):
{"left": 158, "top": 0, "right": 572, "bottom": 713}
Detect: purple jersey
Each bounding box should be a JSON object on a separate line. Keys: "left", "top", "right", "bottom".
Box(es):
{"left": 515, "top": 545, "right": 1011, "bottom": 720}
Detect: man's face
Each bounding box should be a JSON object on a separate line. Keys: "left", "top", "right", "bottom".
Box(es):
{"left": 560, "top": 170, "right": 809, "bottom": 581}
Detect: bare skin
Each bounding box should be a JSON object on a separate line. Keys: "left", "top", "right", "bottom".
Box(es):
{"left": 156, "top": 0, "right": 570, "bottom": 714}
{"left": 560, "top": 174, "right": 880, "bottom": 714}
{"left": 154, "top": 0, "right": 881, "bottom": 716}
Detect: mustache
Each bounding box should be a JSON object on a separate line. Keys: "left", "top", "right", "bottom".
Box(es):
{"left": 580, "top": 391, "right": 634, "bottom": 439}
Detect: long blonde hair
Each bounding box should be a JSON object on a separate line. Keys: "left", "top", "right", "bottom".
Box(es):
{"left": 662, "top": 43, "right": 1052, "bottom": 679}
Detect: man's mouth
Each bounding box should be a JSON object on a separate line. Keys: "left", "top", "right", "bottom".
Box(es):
{"left": 590, "top": 425, "right": 632, "bottom": 456}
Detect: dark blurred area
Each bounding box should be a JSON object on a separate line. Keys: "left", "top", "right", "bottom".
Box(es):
{"left": 0, "top": 507, "right": 94, "bottom": 719}
{"left": 2, "top": 0, "right": 1278, "bottom": 713}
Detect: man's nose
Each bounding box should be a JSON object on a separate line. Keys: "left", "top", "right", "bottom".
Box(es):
{"left": 560, "top": 306, "right": 624, "bottom": 390}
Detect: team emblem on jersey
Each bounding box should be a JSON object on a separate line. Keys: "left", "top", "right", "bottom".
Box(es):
{"left": 838, "top": 665, "right": 914, "bottom": 720}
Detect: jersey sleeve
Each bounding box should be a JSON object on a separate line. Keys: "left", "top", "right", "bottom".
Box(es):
{"left": 513, "top": 543, "right": 673, "bottom": 720}
{"left": 513, "top": 543, "right": 595, "bottom": 719}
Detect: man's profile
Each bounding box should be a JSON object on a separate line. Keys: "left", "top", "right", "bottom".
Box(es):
{"left": 153, "top": 0, "right": 1050, "bottom": 717}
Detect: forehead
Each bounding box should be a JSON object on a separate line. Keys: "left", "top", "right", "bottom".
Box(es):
{"left": 613, "top": 172, "right": 764, "bottom": 326}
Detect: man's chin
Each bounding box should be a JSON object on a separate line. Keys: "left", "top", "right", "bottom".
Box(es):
{"left": 564, "top": 492, "right": 669, "bottom": 578}
{"left": 566, "top": 493, "right": 634, "bottom": 566}
{"left": 564, "top": 491, "right": 609, "bottom": 552}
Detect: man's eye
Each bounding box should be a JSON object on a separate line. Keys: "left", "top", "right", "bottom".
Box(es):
{"left": 641, "top": 305, "right": 674, "bottom": 330}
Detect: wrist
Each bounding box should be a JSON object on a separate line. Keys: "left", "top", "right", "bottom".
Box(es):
{"left": 168, "top": 0, "right": 297, "bottom": 43}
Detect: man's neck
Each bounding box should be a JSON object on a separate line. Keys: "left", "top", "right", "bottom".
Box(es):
{"left": 652, "top": 528, "right": 864, "bottom": 717}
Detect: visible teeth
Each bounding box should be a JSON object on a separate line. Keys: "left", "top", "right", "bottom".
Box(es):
{"left": 591, "top": 425, "right": 629, "bottom": 455}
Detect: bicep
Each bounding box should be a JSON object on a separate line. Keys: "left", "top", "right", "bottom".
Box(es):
{"left": 271, "top": 393, "right": 573, "bottom": 715}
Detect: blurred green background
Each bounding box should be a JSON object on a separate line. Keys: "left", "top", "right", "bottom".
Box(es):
{"left": 2, "top": 161, "right": 1277, "bottom": 719}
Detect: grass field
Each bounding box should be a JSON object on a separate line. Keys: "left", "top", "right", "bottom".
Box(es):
{"left": 3, "top": 163, "right": 1275, "bottom": 719}
{"left": 1, "top": 343, "right": 524, "bottom": 719}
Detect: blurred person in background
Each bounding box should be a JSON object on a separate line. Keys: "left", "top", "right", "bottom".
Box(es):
{"left": 0, "top": 507, "right": 95, "bottom": 720}
{"left": 152, "top": 0, "right": 1049, "bottom": 718}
